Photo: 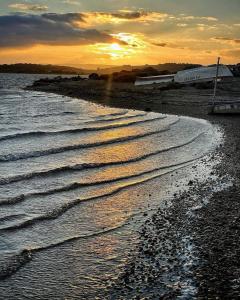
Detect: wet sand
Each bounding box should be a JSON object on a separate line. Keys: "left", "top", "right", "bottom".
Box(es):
{"left": 28, "top": 78, "right": 240, "bottom": 298}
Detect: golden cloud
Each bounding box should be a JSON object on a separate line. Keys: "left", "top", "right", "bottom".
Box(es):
{"left": 9, "top": 3, "right": 48, "bottom": 11}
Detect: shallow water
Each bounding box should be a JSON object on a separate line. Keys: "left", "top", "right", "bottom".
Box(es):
{"left": 0, "top": 74, "right": 220, "bottom": 299}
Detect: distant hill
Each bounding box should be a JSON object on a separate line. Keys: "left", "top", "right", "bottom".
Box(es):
{"left": 96, "top": 63, "right": 202, "bottom": 75}
{"left": 70, "top": 64, "right": 119, "bottom": 70}
{"left": 90, "top": 64, "right": 204, "bottom": 83}
{"left": 154, "top": 63, "right": 203, "bottom": 73}
{"left": 1, "top": 63, "right": 238, "bottom": 76}
{"left": 0, "top": 64, "right": 88, "bottom": 75}
{"left": 0, "top": 63, "right": 203, "bottom": 76}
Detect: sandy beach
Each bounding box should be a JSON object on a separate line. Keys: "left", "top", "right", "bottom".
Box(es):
{"left": 27, "top": 78, "right": 240, "bottom": 299}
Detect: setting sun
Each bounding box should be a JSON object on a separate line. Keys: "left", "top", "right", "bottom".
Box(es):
{"left": 110, "top": 43, "right": 122, "bottom": 51}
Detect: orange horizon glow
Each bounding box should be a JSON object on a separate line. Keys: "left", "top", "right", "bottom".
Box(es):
{"left": 0, "top": 9, "right": 239, "bottom": 66}
{"left": 0, "top": 40, "right": 238, "bottom": 67}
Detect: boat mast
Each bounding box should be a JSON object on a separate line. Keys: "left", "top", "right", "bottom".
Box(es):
{"left": 212, "top": 57, "right": 221, "bottom": 105}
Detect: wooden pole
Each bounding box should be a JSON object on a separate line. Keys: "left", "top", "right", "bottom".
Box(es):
{"left": 212, "top": 57, "right": 221, "bottom": 106}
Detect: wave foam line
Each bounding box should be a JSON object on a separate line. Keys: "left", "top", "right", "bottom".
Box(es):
{"left": 0, "top": 217, "right": 131, "bottom": 280}
{"left": 0, "top": 159, "right": 199, "bottom": 232}
{"left": 0, "top": 119, "right": 178, "bottom": 163}
{"left": 0, "top": 129, "right": 201, "bottom": 188}
{"left": 83, "top": 112, "right": 147, "bottom": 125}
{"left": 0, "top": 115, "right": 164, "bottom": 142}
{"left": 0, "top": 249, "right": 32, "bottom": 280}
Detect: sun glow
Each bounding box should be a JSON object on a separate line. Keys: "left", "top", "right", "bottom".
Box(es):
{"left": 110, "top": 43, "right": 122, "bottom": 51}
{"left": 88, "top": 33, "right": 147, "bottom": 61}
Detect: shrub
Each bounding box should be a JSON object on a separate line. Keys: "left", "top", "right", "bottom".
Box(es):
{"left": 89, "top": 73, "right": 100, "bottom": 80}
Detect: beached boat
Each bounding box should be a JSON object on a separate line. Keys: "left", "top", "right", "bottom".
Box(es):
{"left": 174, "top": 65, "right": 233, "bottom": 84}
{"left": 135, "top": 74, "right": 174, "bottom": 86}
{"left": 135, "top": 62, "right": 233, "bottom": 86}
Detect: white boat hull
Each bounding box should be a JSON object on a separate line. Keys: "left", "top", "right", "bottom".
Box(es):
{"left": 174, "top": 65, "right": 233, "bottom": 84}
{"left": 135, "top": 65, "right": 233, "bottom": 86}
{"left": 135, "top": 75, "right": 174, "bottom": 86}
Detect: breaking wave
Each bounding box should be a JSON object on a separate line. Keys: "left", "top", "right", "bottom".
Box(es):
{"left": 0, "top": 77, "right": 220, "bottom": 293}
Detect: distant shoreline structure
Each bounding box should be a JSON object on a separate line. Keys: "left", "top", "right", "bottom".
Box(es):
{"left": 1, "top": 63, "right": 239, "bottom": 78}
{"left": 135, "top": 65, "right": 234, "bottom": 86}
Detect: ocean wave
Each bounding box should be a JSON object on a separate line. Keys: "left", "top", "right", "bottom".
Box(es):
{"left": 0, "top": 195, "right": 25, "bottom": 206}
{"left": 0, "top": 130, "right": 202, "bottom": 187}
{"left": 0, "top": 249, "right": 32, "bottom": 280}
{"left": 28, "top": 111, "right": 76, "bottom": 118}
{"left": 0, "top": 121, "right": 177, "bottom": 163}
{"left": 0, "top": 159, "right": 198, "bottom": 232}
{"left": 0, "top": 220, "right": 127, "bottom": 280}
{"left": 0, "top": 214, "right": 27, "bottom": 223}
{"left": 94, "top": 111, "right": 128, "bottom": 118}
{"left": 0, "top": 115, "right": 165, "bottom": 142}
{"left": 5, "top": 110, "right": 131, "bottom": 121}
{"left": 83, "top": 112, "right": 147, "bottom": 124}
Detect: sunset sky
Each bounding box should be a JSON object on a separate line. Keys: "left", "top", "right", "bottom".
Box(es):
{"left": 0, "top": 0, "right": 239, "bottom": 67}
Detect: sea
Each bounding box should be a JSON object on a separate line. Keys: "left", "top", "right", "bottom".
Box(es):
{"left": 0, "top": 74, "right": 221, "bottom": 299}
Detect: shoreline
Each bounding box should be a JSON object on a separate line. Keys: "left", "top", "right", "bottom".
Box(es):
{"left": 27, "top": 80, "right": 240, "bottom": 298}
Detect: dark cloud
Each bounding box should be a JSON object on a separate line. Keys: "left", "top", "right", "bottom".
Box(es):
{"left": 41, "top": 11, "right": 150, "bottom": 25}
{"left": 214, "top": 37, "right": 240, "bottom": 43}
{"left": 151, "top": 42, "right": 182, "bottom": 49}
{"left": 152, "top": 42, "right": 167, "bottom": 47}
{"left": 42, "top": 13, "right": 85, "bottom": 23}
{"left": 0, "top": 14, "right": 125, "bottom": 48}
{"left": 85, "top": 11, "right": 151, "bottom": 21}
{"left": 106, "top": 11, "right": 149, "bottom": 20}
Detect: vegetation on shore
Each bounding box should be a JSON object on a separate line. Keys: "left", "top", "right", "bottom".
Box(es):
{"left": 0, "top": 63, "right": 87, "bottom": 75}
{"left": 2, "top": 63, "right": 239, "bottom": 83}
{"left": 92, "top": 63, "right": 240, "bottom": 83}
{"left": 0, "top": 62, "right": 201, "bottom": 77}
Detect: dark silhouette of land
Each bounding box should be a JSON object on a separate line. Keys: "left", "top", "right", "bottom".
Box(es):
{"left": 0, "top": 63, "right": 86, "bottom": 75}
{"left": 0, "top": 62, "right": 202, "bottom": 76}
